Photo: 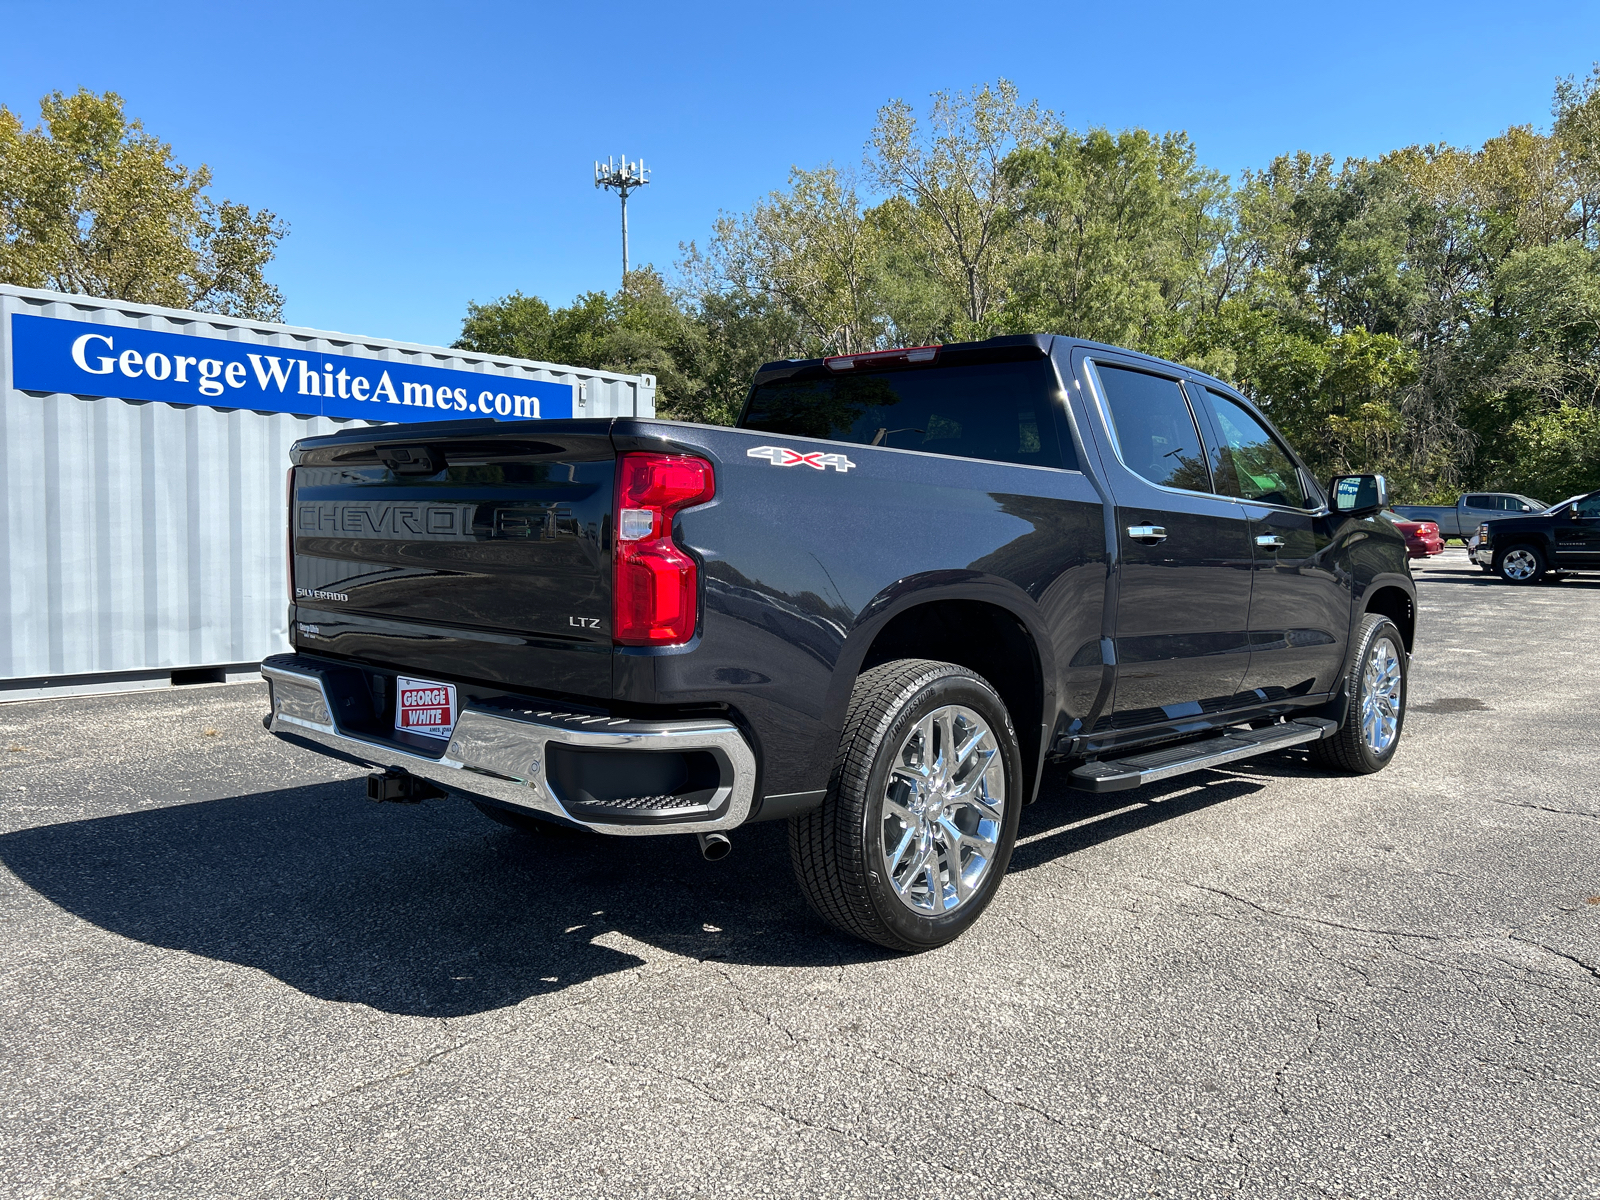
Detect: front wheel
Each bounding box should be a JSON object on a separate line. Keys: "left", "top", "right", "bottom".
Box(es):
{"left": 1497, "top": 545, "right": 1545, "bottom": 584}
{"left": 1309, "top": 614, "right": 1407, "bottom": 774}
{"left": 789, "top": 659, "right": 1023, "bottom": 952}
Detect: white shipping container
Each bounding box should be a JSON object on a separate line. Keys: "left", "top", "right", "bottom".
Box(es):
{"left": 0, "top": 285, "right": 655, "bottom": 699}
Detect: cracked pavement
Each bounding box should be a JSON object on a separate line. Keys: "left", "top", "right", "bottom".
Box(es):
{"left": 1, "top": 547, "right": 1597, "bottom": 1198}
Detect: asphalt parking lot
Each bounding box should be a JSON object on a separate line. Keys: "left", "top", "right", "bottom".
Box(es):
{"left": 2, "top": 547, "right": 1597, "bottom": 1200}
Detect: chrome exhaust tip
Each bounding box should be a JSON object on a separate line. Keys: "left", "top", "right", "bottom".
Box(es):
{"left": 696, "top": 832, "right": 732, "bottom": 862}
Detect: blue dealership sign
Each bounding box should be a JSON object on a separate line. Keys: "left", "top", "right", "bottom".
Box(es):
{"left": 8, "top": 313, "right": 572, "bottom": 422}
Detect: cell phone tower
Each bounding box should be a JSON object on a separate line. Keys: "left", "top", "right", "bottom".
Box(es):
{"left": 594, "top": 154, "right": 650, "bottom": 291}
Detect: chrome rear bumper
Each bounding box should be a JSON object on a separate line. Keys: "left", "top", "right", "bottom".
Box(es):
{"left": 261, "top": 656, "right": 757, "bottom": 836}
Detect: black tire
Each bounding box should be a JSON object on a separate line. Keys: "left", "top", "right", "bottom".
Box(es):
{"left": 1496, "top": 543, "right": 1546, "bottom": 584}
{"left": 472, "top": 800, "right": 585, "bottom": 837}
{"left": 1308, "top": 613, "right": 1407, "bottom": 775}
{"left": 789, "top": 659, "right": 1024, "bottom": 952}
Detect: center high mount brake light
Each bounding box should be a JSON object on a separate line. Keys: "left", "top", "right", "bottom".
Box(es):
{"left": 614, "top": 452, "right": 715, "bottom": 646}
{"left": 824, "top": 345, "right": 940, "bottom": 371}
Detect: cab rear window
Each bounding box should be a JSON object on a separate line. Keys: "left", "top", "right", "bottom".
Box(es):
{"left": 740, "top": 360, "right": 1072, "bottom": 470}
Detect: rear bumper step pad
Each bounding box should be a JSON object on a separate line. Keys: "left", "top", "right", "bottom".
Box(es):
{"left": 1069, "top": 718, "right": 1338, "bottom": 793}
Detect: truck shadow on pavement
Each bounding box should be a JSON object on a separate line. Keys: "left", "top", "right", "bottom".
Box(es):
{"left": 0, "top": 757, "right": 1295, "bottom": 1016}
{"left": 0, "top": 781, "right": 838, "bottom": 1017}
{"left": 1010, "top": 767, "right": 1271, "bottom": 872}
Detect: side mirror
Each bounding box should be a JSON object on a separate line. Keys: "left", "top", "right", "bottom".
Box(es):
{"left": 1329, "top": 473, "right": 1388, "bottom": 518}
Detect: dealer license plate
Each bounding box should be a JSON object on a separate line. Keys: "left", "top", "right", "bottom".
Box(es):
{"left": 395, "top": 676, "right": 457, "bottom": 740}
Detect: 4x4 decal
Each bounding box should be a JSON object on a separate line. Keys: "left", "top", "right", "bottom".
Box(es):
{"left": 747, "top": 446, "right": 856, "bottom": 473}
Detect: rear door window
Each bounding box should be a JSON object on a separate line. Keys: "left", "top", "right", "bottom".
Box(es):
{"left": 1092, "top": 363, "right": 1211, "bottom": 492}
{"left": 1464, "top": 495, "right": 1491, "bottom": 509}
{"left": 1193, "top": 389, "right": 1312, "bottom": 510}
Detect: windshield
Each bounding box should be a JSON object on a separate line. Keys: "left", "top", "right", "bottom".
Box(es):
{"left": 740, "top": 359, "right": 1071, "bottom": 470}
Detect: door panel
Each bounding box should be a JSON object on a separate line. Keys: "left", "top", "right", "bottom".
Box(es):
{"left": 1554, "top": 496, "right": 1600, "bottom": 565}
{"left": 1113, "top": 501, "right": 1256, "bottom": 711}
{"left": 1188, "top": 386, "right": 1348, "bottom": 697}
{"left": 1083, "top": 359, "right": 1254, "bottom": 717}
{"left": 1237, "top": 504, "right": 1349, "bottom": 694}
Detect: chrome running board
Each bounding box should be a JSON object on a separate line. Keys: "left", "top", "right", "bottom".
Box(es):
{"left": 1068, "top": 718, "right": 1338, "bottom": 793}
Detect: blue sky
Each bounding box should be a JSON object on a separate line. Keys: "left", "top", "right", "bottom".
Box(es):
{"left": 3, "top": 1, "right": 1595, "bottom": 348}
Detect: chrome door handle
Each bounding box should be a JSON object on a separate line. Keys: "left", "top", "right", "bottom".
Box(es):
{"left": 1255, "top": 535, "right": 1286, "bottom": 548}
{"left": 1127, "top": 525, "right": 1167, "bottom": 543}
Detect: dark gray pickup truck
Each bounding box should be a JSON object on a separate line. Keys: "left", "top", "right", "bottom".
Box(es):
{"left": 263, "top": 335, "right": 1416, "bottom": 950}
{"left": 1393, "top": 493, "right": 1547, "bottom": 542}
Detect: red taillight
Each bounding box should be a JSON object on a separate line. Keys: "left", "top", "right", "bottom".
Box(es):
{"left": 613, "top": 452, "right": 715, "bottom": 646}
{"left": 285, "top": 465, "right": 296, "bottom": 598}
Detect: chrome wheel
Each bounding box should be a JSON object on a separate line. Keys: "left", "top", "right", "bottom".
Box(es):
{"left": 1501, "top": 548, "right": 1539, "bottom": 581}
{"left": 1360, "top": 637, "right": 1403, "bottom": 755}
{"left": 881, "top": 704, "right": 1006, "bottom": 916}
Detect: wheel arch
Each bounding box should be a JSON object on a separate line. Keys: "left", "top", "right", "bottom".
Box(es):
{"left": 828, "top": 579, "right": 1056, "bottom": 804}
{"left": 1493, "top": 533, "right": 1552, "bottom": 560}
{"left": 1363, "top": 583, "right": 1416, "bottom": 653}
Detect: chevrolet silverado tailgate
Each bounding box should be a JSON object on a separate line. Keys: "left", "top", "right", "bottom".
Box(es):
{"left": 288, "top": 422, "right": 615, "bottom": 698}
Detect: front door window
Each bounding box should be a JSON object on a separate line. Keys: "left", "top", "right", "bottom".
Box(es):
{"left": 1193, "top": 390, "right": 1311, "bottom": 510}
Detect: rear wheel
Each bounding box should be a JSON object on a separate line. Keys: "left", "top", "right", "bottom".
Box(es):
{"left": 789, "top": 659, "right": 1023, "bottom": 952}
{"left": 1309, "top": 614, "right": 1407, "bottom": 775}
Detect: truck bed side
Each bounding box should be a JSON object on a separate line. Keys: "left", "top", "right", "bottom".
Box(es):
{"left": 286, "top": 417, "right": 1108, "bottom": 810}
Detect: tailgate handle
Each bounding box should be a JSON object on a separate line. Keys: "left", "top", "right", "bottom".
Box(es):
{"left": 379, "top": 445, "right": 443, "bottom": 475}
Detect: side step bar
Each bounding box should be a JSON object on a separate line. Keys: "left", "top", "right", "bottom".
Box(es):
{"left": 1069, "top": 718, "right": 1339, "bottom": 793}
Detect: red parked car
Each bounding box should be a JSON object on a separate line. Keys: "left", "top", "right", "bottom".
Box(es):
{"left": 1383, "top": 510, "right": 1444, "bottom": 558}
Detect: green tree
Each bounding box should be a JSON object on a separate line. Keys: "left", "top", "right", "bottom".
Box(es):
{"left": 0, "top": 88, "right": 285, "bottom": 318}
{"left": 868, "top": 79, "right": 1050, "bottom": 339}
{"left": 1004, "top": 127, "right": 1228, "bottom": 352}
{"left": 703, "top": 165, "right": 890, "bottom": 356}
{"left": 683, "top": 286, "right": 801, "bottom": 426}
{"left": 456, "top": 267, "right": 734, "bottom": 424}
{"left": 464, "top": 67, "right": 1600, "bottom": 483}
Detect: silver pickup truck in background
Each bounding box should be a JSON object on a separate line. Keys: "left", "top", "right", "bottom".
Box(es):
{"left": 1392, "top": 492, "right": 1548, "bottom": 542}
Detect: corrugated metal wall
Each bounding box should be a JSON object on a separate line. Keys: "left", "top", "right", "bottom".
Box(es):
{"left": 0, "top": 394, "right": 330, "bottom": 679}
{"left": 0, "top": 286, "right": 657, "bottom": 687}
